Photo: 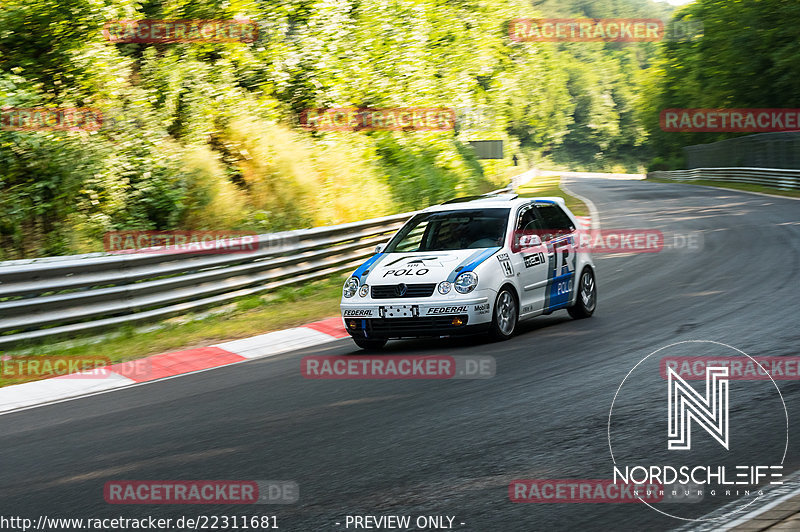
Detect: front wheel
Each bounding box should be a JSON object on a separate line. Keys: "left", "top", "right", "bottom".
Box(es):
{"left": 352, "top": 337, "right": 387, "bottom": 350}
{"left": 567, "top": 267, "right": 597, "bottom": 319}
{"left": 489, "top": 287, "right": 518, "bottom": 341}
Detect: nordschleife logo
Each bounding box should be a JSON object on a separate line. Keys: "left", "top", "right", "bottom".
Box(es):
{"left": 607, "top": 340, "right": 788, "bottom": 522}
{"left": 667, "top": 366, "right": 729, "bottom": 450}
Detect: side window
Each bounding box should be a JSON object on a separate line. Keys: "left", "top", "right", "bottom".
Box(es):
{"left": 516, "top": 205, "right": 539, "bottom": 232}
{"left": 535, "top": 204, "right": 575, "bottom": 241}
{"left": 512, "top": 204, "right": 540, "bottom": 251}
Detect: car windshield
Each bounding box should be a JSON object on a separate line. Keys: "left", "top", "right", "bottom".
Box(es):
{"left": 384, "top": 208, "right": 509, "bottom": 252}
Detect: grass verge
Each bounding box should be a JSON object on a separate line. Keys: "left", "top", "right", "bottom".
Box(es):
{"left": 647, "top": 177, "right": 800, "bottom": 199}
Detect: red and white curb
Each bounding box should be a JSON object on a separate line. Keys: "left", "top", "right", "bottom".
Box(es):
{"left": 0, "top": 317, "right": 349, "bottom": 414}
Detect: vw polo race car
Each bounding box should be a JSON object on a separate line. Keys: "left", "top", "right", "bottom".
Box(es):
{"left": 340, "top": 194, "right": 597, "bottom": 349}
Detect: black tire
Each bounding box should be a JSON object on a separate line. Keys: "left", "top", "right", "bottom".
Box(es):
{"left": 489, "top": 287, "right": 518, "bottom": 341}
{"left": 353, "top": 337, "right": 388, "bottom": 350}
{"left": 567, "top": 267, "right": 597, "bottom": 319}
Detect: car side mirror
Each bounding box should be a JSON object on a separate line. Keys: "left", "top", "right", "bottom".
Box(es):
{"left": 519, "top": 234, "right": 542, "bottom": 248}
{"left": 375, "top": 243, "right": 385, "bottom": 253}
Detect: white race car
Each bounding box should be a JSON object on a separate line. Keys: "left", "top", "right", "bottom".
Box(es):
{"left": 340, "top": 194, "right": 596, "bottom": 349}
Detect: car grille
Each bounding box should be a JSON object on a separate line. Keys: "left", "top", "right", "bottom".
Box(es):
{"left": 371, "top": 283, "right": 436, "bottom": 299}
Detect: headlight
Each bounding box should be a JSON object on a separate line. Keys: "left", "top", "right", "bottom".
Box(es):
{"left": 358, "top": 284, "right": 370, "bottom": 297}
{"left": 343, "top": 277, "right": 359, "bottom": 298}
{"left": 437, "top": 281, "right": 451, "bottom": 295}
{"left": 454, "top": 272, "right": 478, "bottom": 294}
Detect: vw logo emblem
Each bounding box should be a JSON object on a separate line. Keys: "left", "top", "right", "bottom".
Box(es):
{"left": 396, "top": 283, "right": 408, "bottom": 297}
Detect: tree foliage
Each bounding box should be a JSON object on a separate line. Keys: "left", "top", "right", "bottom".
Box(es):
{"left": 0, "top": 0, "right": 676, "bottom": 258}
{"left": 643, "top": 0, "right": 800, "bottom": 168}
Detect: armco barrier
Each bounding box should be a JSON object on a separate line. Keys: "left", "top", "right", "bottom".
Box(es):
{"left": 0, "top": 213, "right": 413, "bottom": 349}
{"left": 0, "top": 173, "right": 534, "bottom": 349}
{"left": 648, "top": 167, "right": 800, "bottom": 190}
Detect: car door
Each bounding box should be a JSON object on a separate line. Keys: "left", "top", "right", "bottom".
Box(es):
{"left": 509, "top": 202, "right": 550, "bottom": 316}
{"left": 534, "top": 202, "right": 578, "bottom": 312}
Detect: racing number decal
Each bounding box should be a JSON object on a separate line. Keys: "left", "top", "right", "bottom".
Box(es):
{"left": 497, "top": 253, "right": 514, "bottom": 277}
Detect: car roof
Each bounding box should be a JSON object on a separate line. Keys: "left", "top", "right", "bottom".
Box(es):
{"left": 422, "top": 194, "right": 566, "bottom": 213}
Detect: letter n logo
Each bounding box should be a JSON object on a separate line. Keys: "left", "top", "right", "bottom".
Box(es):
{"left": 667, "top": 366, "right": 729, "bottom": 450}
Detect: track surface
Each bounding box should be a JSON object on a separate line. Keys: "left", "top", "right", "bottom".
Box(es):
{"left": 1, "top": 178, "right": 798, "bottom": 531}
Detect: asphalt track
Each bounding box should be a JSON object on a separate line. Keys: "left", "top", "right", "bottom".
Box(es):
{"left": 1, "top": 177, "right": 798, "bottom": 531}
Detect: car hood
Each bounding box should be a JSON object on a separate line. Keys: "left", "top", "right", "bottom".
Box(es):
{"left": 366, "top": 248, "right": 499, "bottom": 284}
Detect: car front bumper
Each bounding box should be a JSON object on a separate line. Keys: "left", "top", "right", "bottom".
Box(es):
{"left": 340, "top": 293, "right": 493, "bottom": 339}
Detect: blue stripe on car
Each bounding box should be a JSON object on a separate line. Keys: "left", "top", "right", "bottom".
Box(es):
{"left": 546, "top": 271, "right": 574, "bottom": 311}
{"left": 446, "top": 246, "right": 502, "bottom": 282}
{"left": 353, "top": 253, "right": 386, "bottom": 283}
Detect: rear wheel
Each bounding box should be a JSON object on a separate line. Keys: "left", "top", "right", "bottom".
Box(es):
{"left": 489, "top": 287, "right": 518, "bottom": 341}
{"left": 567, "top": 267, "right": 596, "bottom": 319}
{"left": 353, "top": 337, "right": 387, "bottom": 350}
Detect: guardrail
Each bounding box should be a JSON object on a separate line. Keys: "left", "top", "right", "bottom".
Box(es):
{"left": 0, "top": 172, "right": 532, "bottom": 350}
{"left": 0, "top": 212, "right": 415, "bottom": 349}
{"left": 648, "top": 167, "right": 800, "bottom": 190}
